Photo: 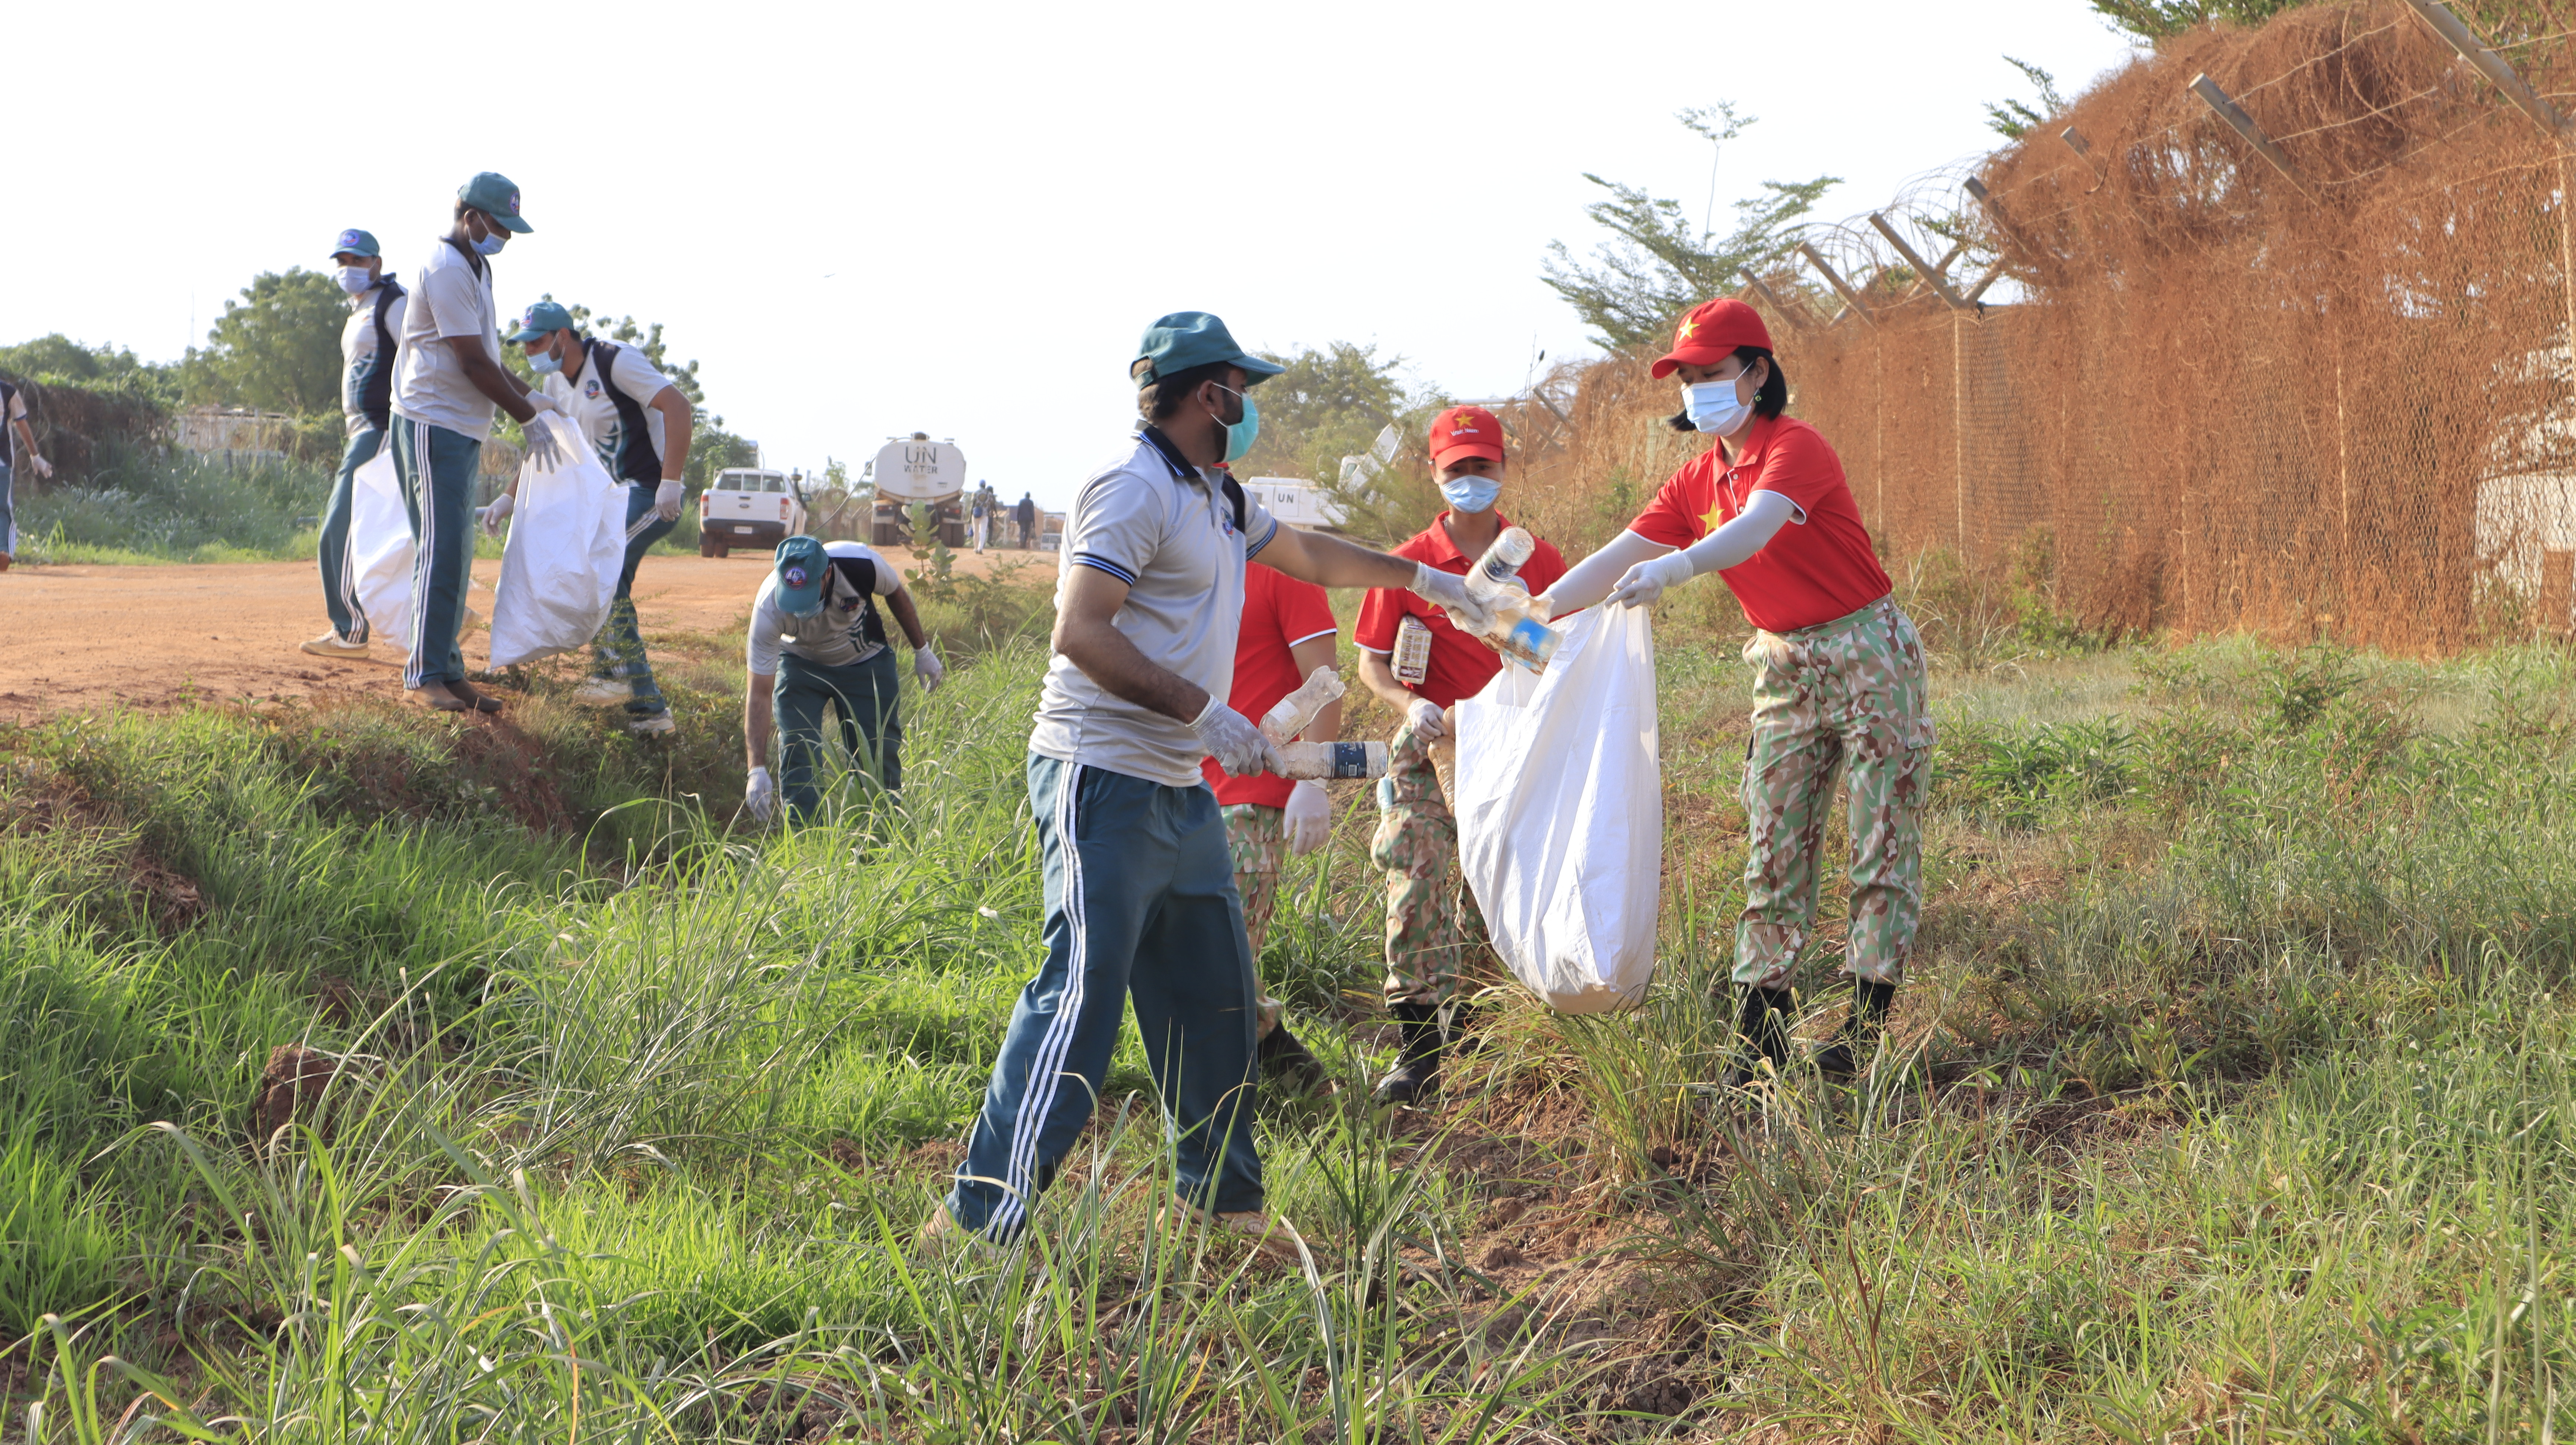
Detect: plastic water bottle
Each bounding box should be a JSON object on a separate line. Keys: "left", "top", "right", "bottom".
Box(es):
{"left": 1277, "top": 741, "right": 1391, "bottom": 780}
{"left": 1465, "top": 528, "right": 1562, "bottom": 671}
{"left": 1259, "top": 665, "right": 1345, "bottom": 745}
{"left": 1466, "top": 527, "right": 1537, "bottom": 602}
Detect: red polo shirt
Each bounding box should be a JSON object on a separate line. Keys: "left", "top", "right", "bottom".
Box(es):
{"left": 1353, "top": 512, "right": 1568, "bottom": 711}
{"left": 1628, "top": 414, "right": 1889, "bottom": 634}
{"left": 1202, "top": 562, "right": 1341, "bottom": 809}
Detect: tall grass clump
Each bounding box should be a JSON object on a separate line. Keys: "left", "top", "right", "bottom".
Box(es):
{"left": 16, "top": 437, "right": 329, "bottom": 563}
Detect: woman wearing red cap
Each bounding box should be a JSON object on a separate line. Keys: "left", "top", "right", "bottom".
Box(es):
{"left": 1537, "top": 298, "right": 1933, "bottom": 1089}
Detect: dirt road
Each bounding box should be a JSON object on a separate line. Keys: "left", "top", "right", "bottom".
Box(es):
{"left": 0, "top": 546, "right": 1051, "bottom": 721}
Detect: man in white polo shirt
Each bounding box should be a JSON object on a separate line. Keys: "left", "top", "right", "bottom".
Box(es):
{"left": 503, "top": 301, "right": 697, "bottom": 735}
{"left": 303, "top": 227, "right": 407, "bottom": 658}
{"left": 389, "top": 171, "right": 560, "bottom": 714}
{"left": 926, "top": 311, "right": 1496, "bottom": 1258}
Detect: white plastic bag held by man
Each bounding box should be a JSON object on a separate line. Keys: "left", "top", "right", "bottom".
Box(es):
{"left": 486, "top": 410, "right": 624, "bottom": 668}
{"left": 1452, "top": 603, "right": 1661, "bottom": 1014}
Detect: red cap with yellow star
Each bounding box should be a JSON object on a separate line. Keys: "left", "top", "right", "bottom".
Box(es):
{"left": 1651, "top": 297, "right": 1772, "bottom": 379}
{"left": 1428, "top": 404, "right": 1506, "bottom": 466}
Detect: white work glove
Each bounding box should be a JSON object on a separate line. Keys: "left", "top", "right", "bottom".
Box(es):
{"left": 914, "top": 647, "right": 946, "bottom": 693}
{"left": 521, "top": 415, "right": 569, "bottom": 470}
{"left": 1409, "top": 562, "right": 1493, "bottom": 634}
{"left": 1606, "top": 550, "right": 1698, "bottom": 609}
{"left": 654, "top": 479, "right": 684, "bottom": 521}
{"left": 745, "top": 765, "right": 779, "bottom": 824}
{"left": 1283, "top": 780, "right": 1332, "bottom": 856}
{"left": 478, "top": 490, "right": 514, "bottom": 538}
{"left": 523, "top": 389, "right": 560, "bottom": 415}
{"left": 28, "top": 456, "right": 51, "bottom": 481}
{"left": 1191, "top": 695, "right": 1286, "bottom": 777}
{"left": 1404, "top": 695, "right": 1446, "bottom": 740}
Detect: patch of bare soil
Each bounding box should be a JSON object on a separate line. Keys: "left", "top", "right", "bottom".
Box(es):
{"left": 0, "top": 547, "right": 1034, "bottom": 721}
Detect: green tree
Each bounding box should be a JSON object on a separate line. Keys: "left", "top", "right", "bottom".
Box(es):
{"left": 2088, "top": 0, "right": 2305, "bottom": 40}
{"left": 0, "top": 335, "right": 180, "bottom": 405}
{"left": 1543, "top": 107, "right": 1839, "bottom": 353}
{"left": 1985, "top": 57, "right": 2068, "bottom": 139}
{"left": 1234, "top": 342, "right": 1420, "bottom": 484}
{"left": 180, "top": 268, "right": 346, "bottom": 413}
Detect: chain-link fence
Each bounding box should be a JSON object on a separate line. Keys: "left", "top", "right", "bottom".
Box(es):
{"left": 1549, "top": 0, "right": 2576, "bottom": 650}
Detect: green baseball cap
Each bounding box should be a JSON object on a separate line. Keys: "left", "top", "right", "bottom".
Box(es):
{"left": 508, "top": 301, "right": 576, "bottom": 343}
{"left": 329, "top": 228, "right": 380, "bottom": 259}
{"left": 458, "top": 171, "right": 533, "bottom": 233}
{"left": 773, "top": 535, "right": 831, "bottom": 617}
{"left": 1131, "top": 312, "right": 1284, "bottom": 390}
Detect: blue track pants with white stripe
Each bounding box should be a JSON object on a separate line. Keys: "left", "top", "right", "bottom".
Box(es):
{"left": 947, "top": 753, "right": 1265, "bottom": 1240}
{"left": 318, "top": 426, "right": 381, "bottom": 643}
{"left": 391, "top": 418, "right": 482, "bottom": 689}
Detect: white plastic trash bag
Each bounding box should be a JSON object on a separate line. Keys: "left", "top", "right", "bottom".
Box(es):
{"left": 348, "top": 444, "right": 414, "bottom": 656}
{"left": 1453, "top": 602, "right": 1662, "bottom": 1013}
{"left": 487, "top": 412, "right": 625, "bottom": 669}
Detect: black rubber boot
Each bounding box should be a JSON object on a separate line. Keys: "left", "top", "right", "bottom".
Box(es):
{"left": 1723, "top": 986, "right": 1794, "bottom": 1090}
{"left": 1257, "top": 1020, "right": 1332, "bottom": 1096}
{"left": 1813, "top": 980, "right": 1897, "bottom": 1082}
{"left": 1372, "top": 1001, "right": 1447, "bottom": 1105}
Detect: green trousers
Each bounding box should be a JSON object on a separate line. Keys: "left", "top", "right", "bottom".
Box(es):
{"left": 1736, "top": 596, "right": 1935, "bottom": 989}
{"left": 774, "top": 647, "right": 902, "bottom": 820}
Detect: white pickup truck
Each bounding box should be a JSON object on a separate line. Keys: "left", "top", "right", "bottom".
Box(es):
{"left": 697, "top": 467, "right": 807, "bottom": 558}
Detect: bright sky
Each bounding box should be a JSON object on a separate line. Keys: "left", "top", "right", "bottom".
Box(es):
{"left": 7, "top": 1, "right": 2139, "bottom": 510}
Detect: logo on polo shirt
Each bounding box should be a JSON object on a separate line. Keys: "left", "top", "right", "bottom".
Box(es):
{"left": 583, "top": 379, "right": 601, "bottom": 399}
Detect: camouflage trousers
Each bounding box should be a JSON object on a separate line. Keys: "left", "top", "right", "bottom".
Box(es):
{"left": 1737, "top": 596, "right": 1935, "bottom": 990}
{"left": 1370, "top": 724, "right": 1489, "bottom": 1007}
{"left": 1219, "top": 802, "right": 1294, "bottom": 1041}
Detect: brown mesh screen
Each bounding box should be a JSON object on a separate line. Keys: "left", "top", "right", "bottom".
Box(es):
{"left": 1549, "top": 0, "right": 2576, "bottom": 650}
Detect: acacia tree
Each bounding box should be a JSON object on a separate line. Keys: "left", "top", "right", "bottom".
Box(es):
{"left": 1542, "top": 107, "right": 1838, "bottom": 353}
{"left": 180, "top": 268, "right": 346, "bottom": 413}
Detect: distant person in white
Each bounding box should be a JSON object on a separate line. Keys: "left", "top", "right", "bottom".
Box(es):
{"left": 303, "top": 226, "right": 407, "bottom": 658}
{"left": 0, "top": 378, "right": 49, "bottom": 572}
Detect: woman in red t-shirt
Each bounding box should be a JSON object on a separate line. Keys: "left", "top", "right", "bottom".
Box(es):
{"left": 1537, "top": 298, "right": 1934, "bottom": 1090}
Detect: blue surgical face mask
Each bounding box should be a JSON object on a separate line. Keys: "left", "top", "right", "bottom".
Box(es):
{"left": 1682, "top": 374, "right": 1753, "bottom": 436}
{"left": 1213, "top": 386, "right": 1260, "bottom": 464}
{"left": 526, "top": 343, "right": 563, "bottom": 377}
{"left": 334, "top": 265, "right": 374, "bottom": 295}
{"left": 1439, "top": 473, "right": 1500, "bottom": 513}
{"left": 472, "top": 219, "right": 509, "bottom": 257}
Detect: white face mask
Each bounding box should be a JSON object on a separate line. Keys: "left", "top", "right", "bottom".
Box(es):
{"left": 1681, "top": 375, "right": 1754, "bottom": 436}
{"left": 335, "top": 265, "right": 375, "bottom": 295}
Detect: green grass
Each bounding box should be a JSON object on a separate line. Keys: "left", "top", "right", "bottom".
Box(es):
{"left": 9, "top": 611, "right": 2576, "bottom": 1438}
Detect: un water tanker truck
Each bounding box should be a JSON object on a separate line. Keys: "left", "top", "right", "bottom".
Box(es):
{"left": 868, "top": 433, "right": 967, "bottom": 548}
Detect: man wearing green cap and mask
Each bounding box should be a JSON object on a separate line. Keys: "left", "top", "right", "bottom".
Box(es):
{"left": 503, "top": 300, "right": 697, "bottom": 735}
{"left": 303, "top": 227, "right": 406, "bottom": 659}
{"left": 926, "top": 311, "right": 1499, "bottom": 1260}
{"left": 741, "top": 534, "right": 942, "bottom": 822}
{"left": 388, "top": 171, "right": 559, "bottom": 714}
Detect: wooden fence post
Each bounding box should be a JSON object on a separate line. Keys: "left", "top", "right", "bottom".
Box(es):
{"left": 1869, "top": 214, "right": 1968, "bottom": 309}
{"left": 2188, "top": 74, "right": 2320, "bottom": 202}
{"left": 1737, "top": 268, "right": 1812, "bottom": 331}
{"left": 1796, "top": 243, "right": 1877, "bottom": 325}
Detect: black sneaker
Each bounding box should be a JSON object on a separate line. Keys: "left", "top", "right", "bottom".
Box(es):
{"left": 1372, "top": 1001, "right": 1446, "bottom": 1105}
{"left": 1258, "top": 1021, "right": 1333, "bottom": 1096}
{"left": 1722, "top": 986, "right": 1793, "bottom": 1090}
{"left": 1815, "top": 980, "right": 1897, "bottom": 1082}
